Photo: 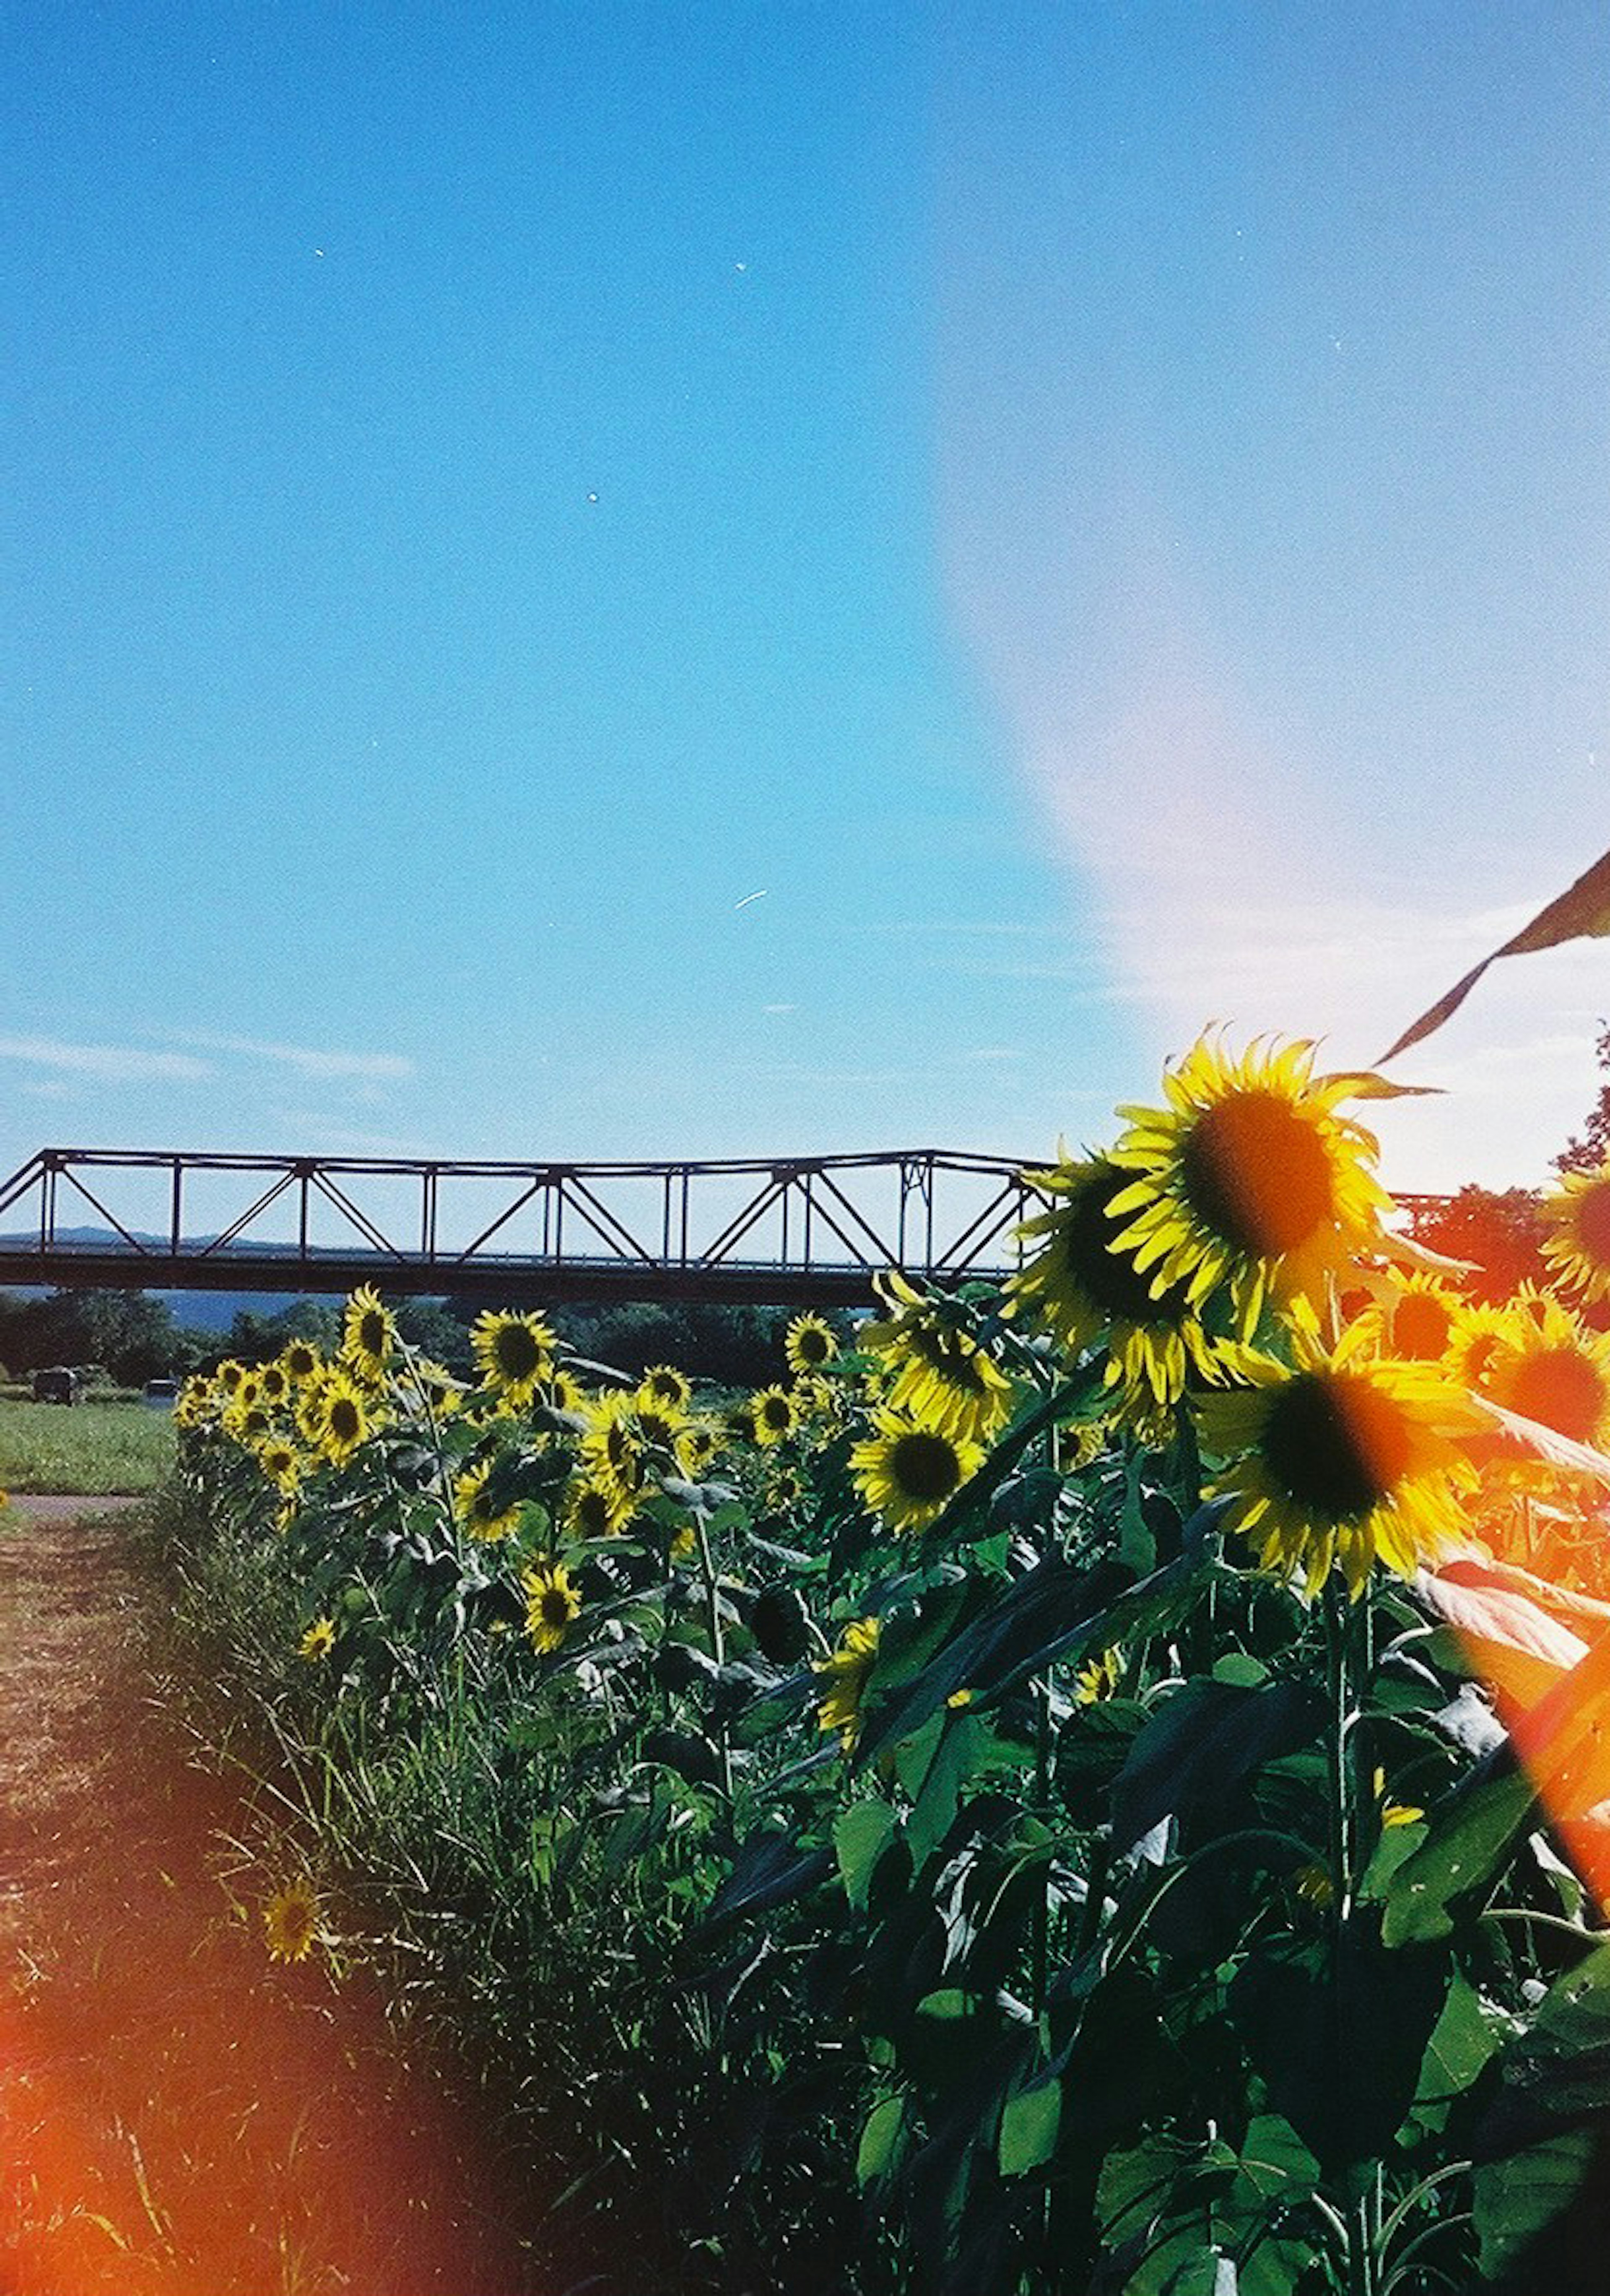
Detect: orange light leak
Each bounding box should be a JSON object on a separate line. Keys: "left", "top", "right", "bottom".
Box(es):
{"left": 1428, "top": 1553, "right": 1610, "bottom": 1918}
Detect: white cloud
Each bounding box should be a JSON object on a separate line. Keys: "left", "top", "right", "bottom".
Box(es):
{"left": 0, "top": 1034, "right": 213, "bottom": 1083}
{"left": 164, "top": 1031, "right": 414, "bottom": 1082}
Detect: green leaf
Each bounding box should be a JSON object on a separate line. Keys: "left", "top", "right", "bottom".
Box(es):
{"left": 907, "top": 1713, "right": 989, "bottom": 1867}
{"left": 857, "top": 2092, "right": 909, "bottom": 2189}
{"left": 1380, "top": 1767, "right": 1534, "bottom": 1946}
{"left": 998, "top": 2073, "right": 1062, "bottom": 2177}
{"left": 1473, "top": 2126, "right": 1597, "bottom": 2278}
{"left": 1415, "top": 1970, "right": 1501, "bottom": 2106}
{"left": 1111, "top": 1678, "right": 1325, "bottom": 1852}
{"left": 835, "top": 1800, "right": 898, "bottom": 1912}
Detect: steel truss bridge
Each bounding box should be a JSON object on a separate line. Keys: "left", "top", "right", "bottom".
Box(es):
{"left": 0, "top": 1147, "right": 1071, "bottom": 1308}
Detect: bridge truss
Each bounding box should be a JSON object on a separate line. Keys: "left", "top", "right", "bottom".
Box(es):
{"left": 0, "top": 1147, "right": 1058, "bottom": 1307}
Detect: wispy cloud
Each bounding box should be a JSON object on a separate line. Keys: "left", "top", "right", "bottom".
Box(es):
{"left": 0, "top": 1034, "right": 213, "bottom": 1082}
{"left": 161, "top": 1031, "right": 414, "bottom": 1082}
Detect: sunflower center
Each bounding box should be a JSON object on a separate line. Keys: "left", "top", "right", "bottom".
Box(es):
{"left": 1065, "top": 1174, "right": 1190, "bottom": 1322}
{"left": 576, "top": 1489, "right": 610, "bottom": 1533}
{"left": 1181, "top": 1092, "right": 1337, "bottom": 1259}
{"left": 1508, "top": 1347, "right": 1607, "bottom": 1443}
{"left": 1576, "top": 1181, "right": 1610, "bottom": 1267}
{"left": 889, "top": 1430, "right": 963, "bottom": 1503}
{"left": 359, "top": 1311, "right": 387, "bottom": 1356}
{"left": 540, "top": 1587, "right": 573, "bottom": 1628}
{"left": 762, "top": 1396, "right": 792, "bottom": 1429}
{"left": 329, "top": 1398, "right": 361, "bottom": 1442}
{"left": 496, "top": 1324, "right": 544, "bottom": 1380}
{"left": 796, "top": 1328, "right": 830, "bottom": 1365}
{"left": 1260, "top": 1372, "right": 1410, "bottom": 1520}
{"left": 1392, "top": 1293, "right": 1453, "bottom": 1360}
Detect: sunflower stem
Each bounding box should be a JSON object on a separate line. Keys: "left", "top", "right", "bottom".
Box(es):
{"left": 691, "top": 1506, "right": 734, "bottom": 1802}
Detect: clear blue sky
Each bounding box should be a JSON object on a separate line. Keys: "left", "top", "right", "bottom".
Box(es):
{"left": 6, "top": 3, "right": 1608, "bottom": 1195}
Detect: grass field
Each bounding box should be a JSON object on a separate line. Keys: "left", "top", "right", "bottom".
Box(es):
{"left": 0, "top": 1398, "right": 177, "bottom": 1495}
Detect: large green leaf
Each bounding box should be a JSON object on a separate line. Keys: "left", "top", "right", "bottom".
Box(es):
{"left": 1110, "top": 1677, "right": 1325, "bottom": 1853}
{"left": 1473, "top": 2126, "right": 1598, "bottom": 2279}
{"left": 1380, "top": 1767, "right": 1535, "bottom": 1946}
{"left": 1231, "top": 1934, "right": 1451, "bottom": 2169}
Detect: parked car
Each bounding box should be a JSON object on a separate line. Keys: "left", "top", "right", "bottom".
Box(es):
{"left": 144, "top": 1377, "right": 180, "bottom": 1406}
{"left": 32, "top": 1367, "right": 77, "bottom": 1406}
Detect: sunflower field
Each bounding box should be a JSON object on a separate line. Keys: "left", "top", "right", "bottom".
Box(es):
{"left": 156, "top": 1028, "right": 1610, "bottom": 2295}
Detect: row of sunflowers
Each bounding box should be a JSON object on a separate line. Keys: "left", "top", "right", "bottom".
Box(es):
{"left": 161, "top": 1029, "right": 1610, "bottom": 2295}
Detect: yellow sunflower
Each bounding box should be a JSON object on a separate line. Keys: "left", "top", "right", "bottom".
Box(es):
{"left": 785, "top": 1313, "right": 838, "bottom": 1377}
{"left": 1543, "top": 1160, "right": 1610, "bottom": 1305}
{"left": 341, "top": 1284, "right": 396, "bottom": 1378}
{"left": 581, "top": 1388, "right": 648, "bottom": 1498}
{"left": 1196, "top": 1319, "right": 1477, "bottom": 1599}
{"left": 564, "top": 1475, "right": 634, "bottom": 1539}
{"left": 862, "top": 1271, "right": 1015, "bottom": 1444}
{"left": 522, "top": 1559, "right": 582, "bottom": 1654}
{"left": 301, "top": 1370, "right": 372, "bottom": 1467}
{"left": 1484, "top": 1293, "right": 1610, "bottom": 1448}
{"left": 1008, "top": 1153, "right": 1226, "bottom": 1409}
{"left": 640, "top": 1363, "right": 693, "bottom": 1411}
{"left": 453, "top": 1460, "right": 524, "bottom": 1543}
{"left": 262, "top": 1876, "right": 320, "bottom": 1963}
{"left": 850, "top": 1407, "right": 987, "bottom": 1534}
{"left": 258, "top": 1362, "right": 290, "bottom": 1406}
{"left": 1107, "top": 1035, "right": 1392, "bottom": 1339}
{"left": 280, "top": 1339, "right": 322, "bottom": 1385}
{"left": 750, "top": 1386, "right": 798, "bottom": 1447}
{"left": 815, "top": 1616, "right": 880, "bottom": 1749}
{"left": 299, "top": 1616, "right": 336, "bottom": 1662}
{"left": 1356, "top": 1271, "right": 1464, "bottom": 1366}
{"left": 255, "top": 1438, "right": 302, "bottom": 1493}
{"left": 215, "top": 1358, "right": 247, "bottom": 1395}
{"left": 471, "top": 1309, "right": 558, "bottom": 1406}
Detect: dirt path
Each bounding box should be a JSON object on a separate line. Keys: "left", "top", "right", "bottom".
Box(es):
{"left": 0, "top": 1504, "right": 546, "bottom": 2295}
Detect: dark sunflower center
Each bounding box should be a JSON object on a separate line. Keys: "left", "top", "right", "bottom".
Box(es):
{"left": 1259, "top": 1372, "right": 1410, "bottom": 1520}
{"left": 762, "top": 1396, "right": 792, "bottom": 1429}
{"left": 796, "top": 1327, "right": 830, "bottom": 1365}
{"left": 1576, "top": 1182, "right": 1610, "bottom": 1267}
{"left": 1509, "top": 1348, "right": 1607, "bottom": 1442}
{"left": 496, "top": 1324, "right": 544, "bottom": 1380}
{"left": 1181, "top": 1092, "right": 1338, "bottom": 1259}
{"left": 540, "top": 1587, "right": 573, "bottom": 1627}
{"left": 913, "top": 1326, "right": 987, "bottom": 1391}
{"left": 1064, "top": 1172, "right": 1191, "bottom": 1322}
{"left": 1392, "top": 1293, "right": 1453, "bottom": 1360}
{"left": 577, "top": 1489, "right": 610, "bottom": 1532}
{"left": 359, "top": 1311, "right": 387, "bottom": 1356}
{"left": 329, "top": 1399, "right": 361, "bottom": 1442}
{"left": 890, "top": 1430, "right": 963, "bottom": 1503}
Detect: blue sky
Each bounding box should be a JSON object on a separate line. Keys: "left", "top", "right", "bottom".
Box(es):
{"left": 6, "top": 2, "right": 1608, "bottom": 1201}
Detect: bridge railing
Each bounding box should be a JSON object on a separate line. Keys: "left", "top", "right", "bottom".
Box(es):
{"left": 0, "top": 1147, "right": 1057, "bottom": 1306}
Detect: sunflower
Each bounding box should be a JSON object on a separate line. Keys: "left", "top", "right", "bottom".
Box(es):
{"left": 262, "top": 1877, "right": 320, "bottom": 1963}
{"left": 522, "top": 1560, "right": 582, "bottom": 1655}
{"left": 850, "top": 1407, "right": 987, "bottom": 1534}
{"left": 566, "top": 1475, "right": 635, "bottom": 1539}
{"left": 750, "top": 1386, "right": 798, "bottom": 1447}
{"left": 785, "top": 1313, "right": 838, "bottom": 1377}
{"left": 280, "top": 1339, "right": 322, "bottom": 1385}
{"left": 640, "top": 1363, "right": 693, "bottom": 1412}
{"left": 682, "top": 1422, "right": 722, "bottom": 1475}
{"left": 299, "top": 1616, "right": 336, "bottom": 1662}
{"left": 453, "top": 1460, "right": 524, "bottom": 1543}
{"left": 472, "top": 1310, "right": 558, "bottom": 1406}
{"left": 1363, "top": 1272, "right": 1463, "bottom": 1364}
{"left": 581, "top": 1388, "right": 648, "bottom": 1498}
{"left": 257, "top": 1362, "right": 290, "bottom": 1405}
{"left": 256, "top": 1438, "right": 302, "bottom": 1493}
{"left": 815, "top": 1616, "right": 880, "bottom": 1749}
{"left": 342, "top": 1284, "right": 396, "bottom": 1378}
{"left": 1008, "top": 1153, "right": 1225, "bottom": 1410}
{"left": 1196, "top": 1319, "right": 1477, "bottom": 1599}
{"left": 1107, "top": 1036, "right": 1392, "bottom": 1340}
{"left": 215, "top": 1358, "right": 247, "bottom": 1395}
{"left": 301, "top": 1370, "right": 372, "bottom": 1467}
{"left": 862, "top": 1272, "right": 1015, "bottom": 1444}
{"left": 1484, "top": 1293, "right": 1610, "bottom": 1448}
{"left": 1073, "top": 1646, "right": 1124, "bottom": 1704}
{"left": 1543, "top": 1160, "right": 1610, "bottom": 1305}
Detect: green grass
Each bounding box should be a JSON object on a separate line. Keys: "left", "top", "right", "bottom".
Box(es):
{"left": 0, "top": 1398, "right": 178, "bottom": 1495}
